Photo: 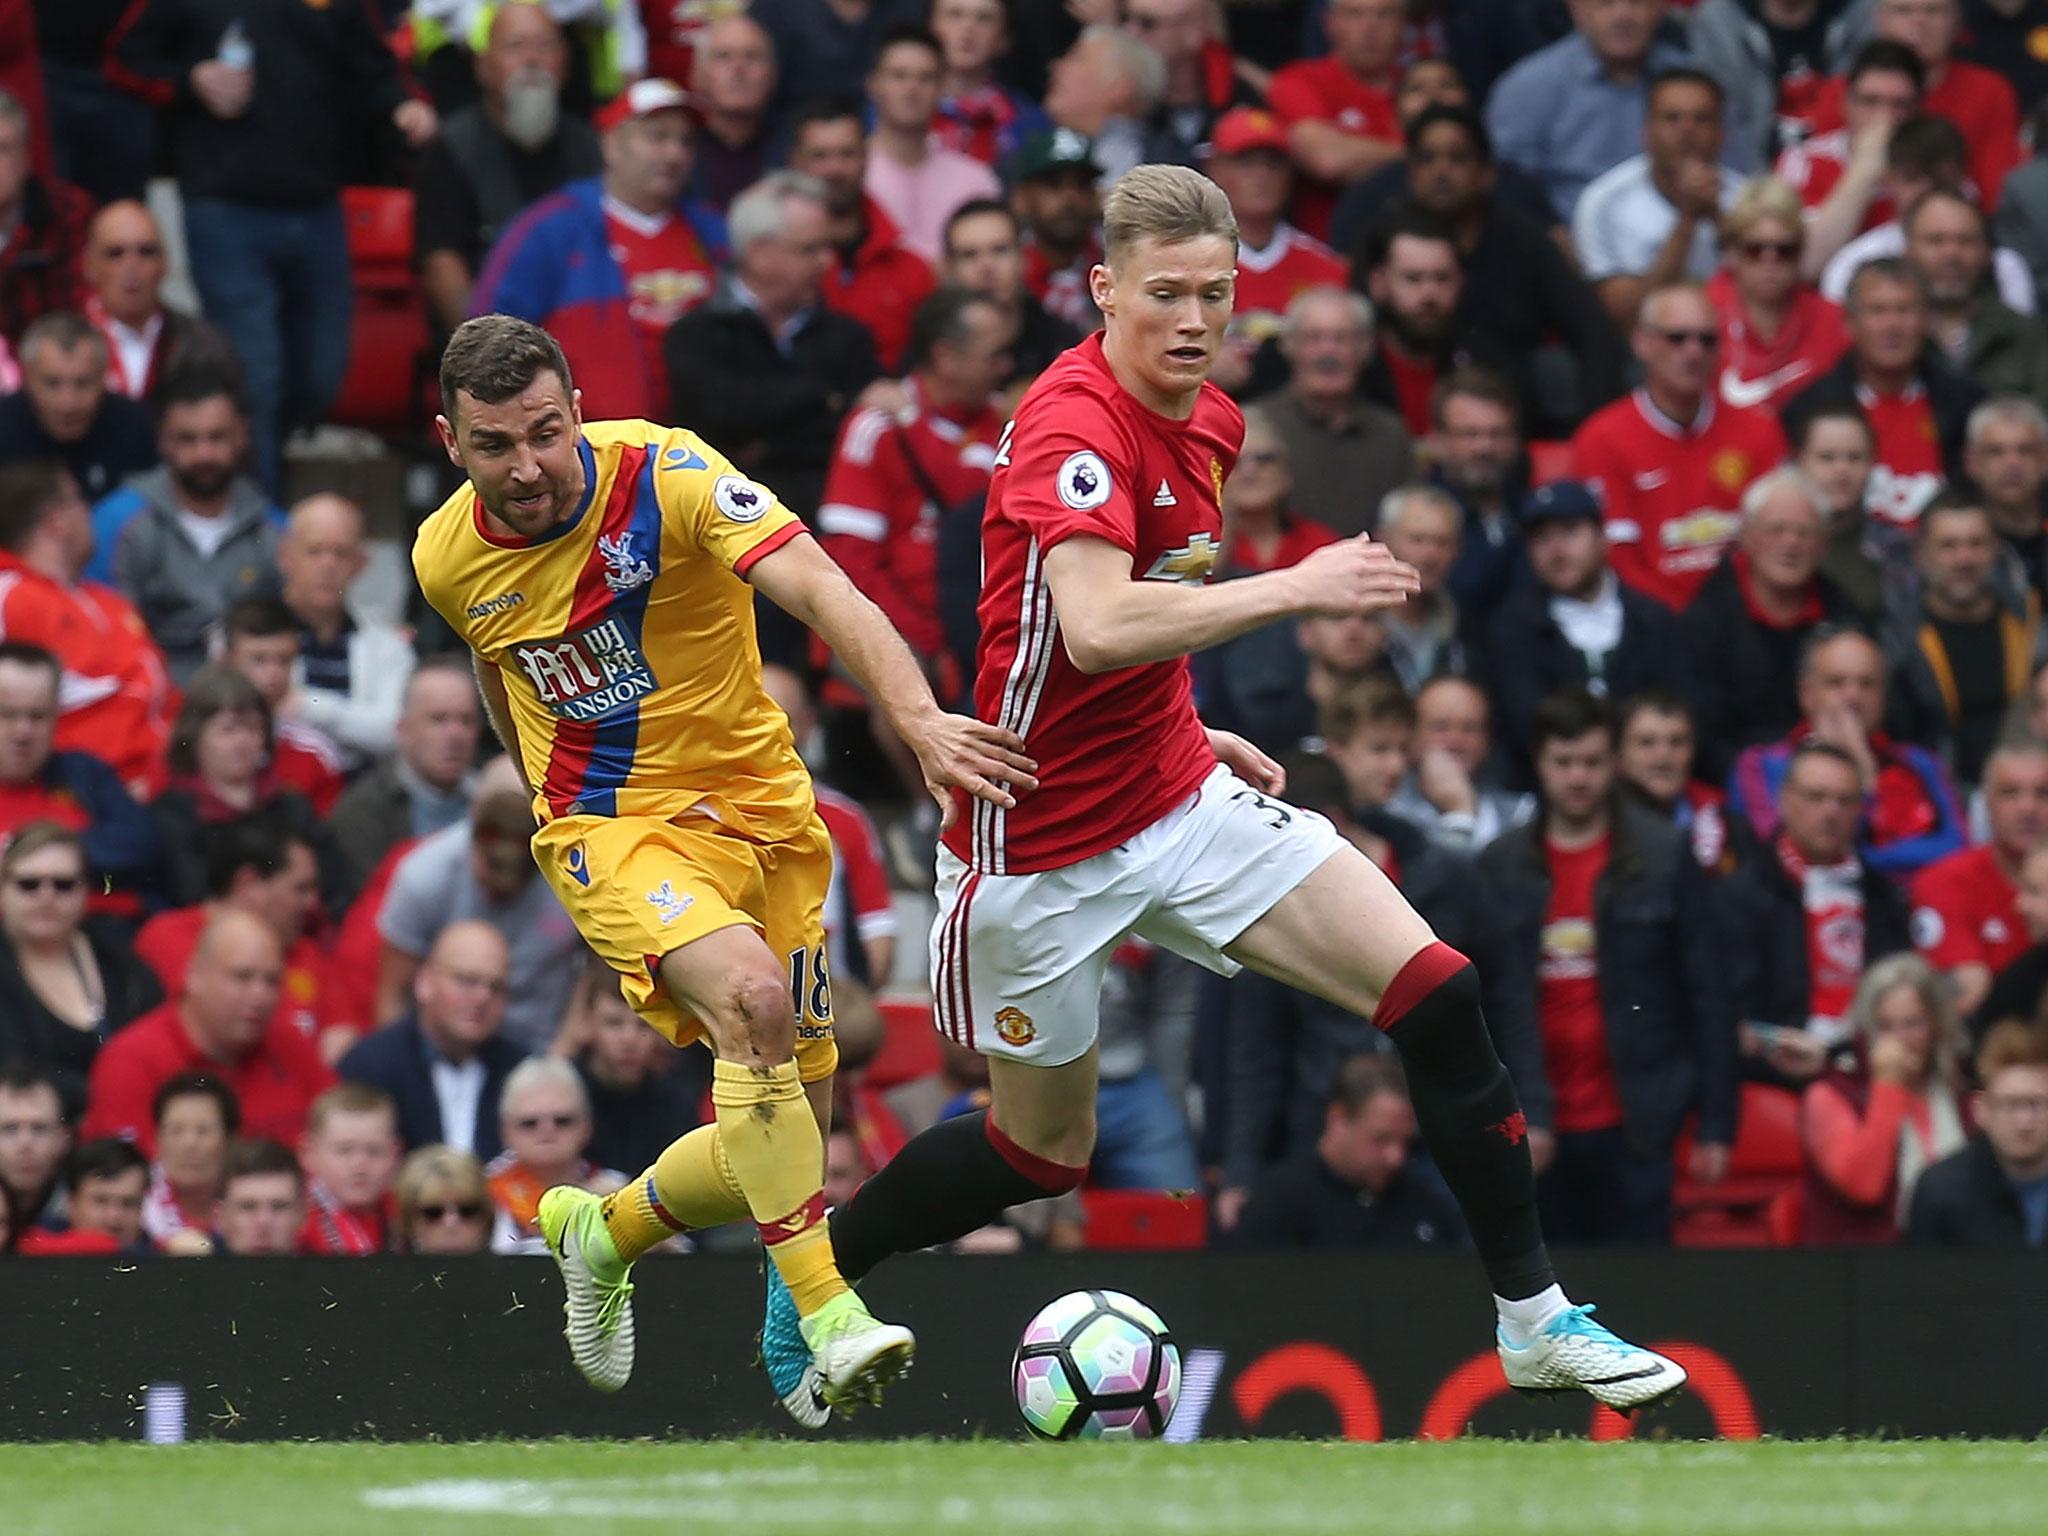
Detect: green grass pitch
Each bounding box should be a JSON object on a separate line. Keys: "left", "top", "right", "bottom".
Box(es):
{"left": 4, "top": 1439, "right": 2044, "bottom": 1535}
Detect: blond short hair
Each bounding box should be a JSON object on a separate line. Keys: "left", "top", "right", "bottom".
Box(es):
{"left": 1722, "top": 175, "right": 1806, "bottom": 248}
{"left": 1103, "top": 164, "right": 1238, "bottom": 267}
{"left": 306, "top": 1082, "right": 398, "bottom": 1139}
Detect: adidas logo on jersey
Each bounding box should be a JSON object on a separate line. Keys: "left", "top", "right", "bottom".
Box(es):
{"left": 1153, "top": 479, "right": 1177, "bottom": 507}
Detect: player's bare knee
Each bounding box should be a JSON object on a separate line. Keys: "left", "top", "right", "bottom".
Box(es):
{"left": 709, "top": 971, "right": 799, "bottom": 1065}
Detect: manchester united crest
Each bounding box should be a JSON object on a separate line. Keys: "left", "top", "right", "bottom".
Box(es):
{"left": 994, "top": 1006, "right": 1036, "bottom": 1046}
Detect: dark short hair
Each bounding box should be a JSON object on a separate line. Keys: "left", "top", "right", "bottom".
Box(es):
{"left": 943, "top": 196, "right": 1017, "bottom": 255}
{"left": 1845, "top": 255, "right": 1923, "bottom": 311}
{"left": 1532, "top": 688, "right": 1617, "bottom": 753}
{"left": 0, "top": 640, "right": 60, "bottom": 690}
{"left": 1904, "top": 185, "right": 1988, "bottom": 242}
{"left": 1848, "top": 38, "right": 1925, "bottom": 95}
{"left": 1916, "top": 487, "right": 1993, "bottom": 539}
{"left": 167, "top": 665, "right": 272, "bottom": 776}
{"left": 1889, "top": 114, "right": 1968, "bottom": 176}
{"left": 1280, "top": 751, "right": 1354, "bottom": 819}
{"left": 67, "top": 1136, "right": 147, "bottom": 1188}
{"left": 221, "top": 596, "right": 300, "bottom": 644}
{"left": 154, "top": 363, "right": 246, "bottom": 423}
{"left": 1360, "top": 208, "right": 1461, "bottom": 272}
{"left": 1330, "top": 1051, "right": 1408, "bottom": 1114}
{"left": 1430, "top": 365, "right": 1520, "bottom": 428}
{"left": 152, "top": 1072, "right": 242, "bottom": 1136}
{"left": 0, "top": 1063, "right": 61, "bottom": 1106}
{"left": 439, "top": 315, "right": 575, "bottom": 419}
{"left": 1798, "top": 621, "right": 1884, "bottom": 681}
{"left": 1649, "top": 66, "right": 1725, "bottom": 109}
{"left": 1618, "top": 689, "right": 1695, "bottom": 736}
{"left": 221, "top": 1137, "right": 303, "bottom": 1191}
{"left": 906, "top": 286, "right": 1003, "bottom": 372}
{"left": 1319, "top": 677, "right": 1415, "bottom": 746}
{"left": 201, "top": 809, "right": 302, "bottom": 901}
{"left": 1404, "top": 102, "right": 1491, "bottom": 163}
{"left": 873, "top": 22, "right": 943, "bottom": 66}
{"left": 1785, "top": 739, "right": 1863, "bottom": 785}
{"left": 0, "top": 461, "right": 75, "bottom": 553}
{"left": 793, "top": 91, "right": 866, "bottom": 140}
{"left": 1788, "top": 400, "right": 1874, "bottom": 454}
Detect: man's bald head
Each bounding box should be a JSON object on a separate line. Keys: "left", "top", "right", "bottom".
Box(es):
{"left": 83, "top": 200, "right": 166, "bottom": 328}
{"left": 184, "top": 909, "right": 284, "bottom": 1059}
{"left": 417, "top": 919, "right": 512, "bottom": 1058}
{"left": 278, "top": 494, "right": 367, "bottom": 627}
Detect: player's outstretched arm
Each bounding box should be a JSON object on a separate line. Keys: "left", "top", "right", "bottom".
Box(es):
{"left": 747, "top": 532, "right": 1039, "bottom": 827}
{"left": 1044, "top": 533, "right": 1421, "bottom": 674}
{"left": 471, "top": 654, "right": 531, "bottom": 793}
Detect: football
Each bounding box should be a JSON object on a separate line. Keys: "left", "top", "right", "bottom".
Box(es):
{"left": 1012, "top": 1289, "right": 1181, "bottom": 1441}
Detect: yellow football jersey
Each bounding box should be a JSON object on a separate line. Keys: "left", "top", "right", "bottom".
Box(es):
{"left": 413, "top": 419, "right": 814, "bottom": 839}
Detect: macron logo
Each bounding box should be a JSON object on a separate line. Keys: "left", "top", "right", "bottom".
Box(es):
{"left": 465, "top": 592, "right": 526, "bottom": 618}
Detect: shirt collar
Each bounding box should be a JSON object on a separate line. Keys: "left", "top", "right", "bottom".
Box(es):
{"left": 729, "top": 277, "right": 816, "bottom": 351}
{"left": 1632, "top": 387, "right": 1715, "bottom": 439}
{"left": 601, "top": 195, "right": 671, "bottom": 239}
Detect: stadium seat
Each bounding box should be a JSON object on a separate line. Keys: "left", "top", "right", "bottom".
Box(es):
{"left": 331, "top": 187, "right": 431, "bottom": 436}
{"left": 868, "top": 997, "right": 944, "bottom": 1090}
{"left": 1079, "top": 1189, "right": 1207, "bottom": 1250}
{"left": 1670, "top": 1083, "right": 1804, "bottom": 1248}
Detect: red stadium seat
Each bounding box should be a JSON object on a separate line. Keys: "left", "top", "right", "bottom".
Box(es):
{"left": 1080, "top": 1189, "right": 1207, "bottom": 1250}
{"left": 330, "top": 186, "right": 431, "bottom": 435}
{"left": 1671, "top": 1083, "right": 1804, "bottom": 1248}
{"left": 868, "top": 997, "right": 944, "bottom": 1090}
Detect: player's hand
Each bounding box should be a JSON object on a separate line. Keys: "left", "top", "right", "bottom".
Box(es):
{"left": 1288, "top": 534, "right": 1421, "bottom": 618}
{"left": 904, "top": 711, "right": 1038, "bottom": 830}
{"left": 191, "top": 60, "right": 253, "bottom": 119}
{"left": 1207, "top": 728, "right": 1284, "bottom": 794}
{"left": 1688, "top": 1141, "right": 1731, "bottom": 1186}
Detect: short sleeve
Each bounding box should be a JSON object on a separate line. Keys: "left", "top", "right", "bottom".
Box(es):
{"left": 654, "top": 427, "right": 808, "bottom": 577}
{"left": 997, "top": 401, "right": 1140, "bottom": 558}
{"left": 1265, "top": 63, "right": 1323, "bottom": 127}
{"left": 1572, "top": 184, "right": 1627, "bottom": 282}
{"left": 377, "top": 840, "right": 450, "bottom": 957}
{"left": 1909, "top": 866, "right": 1976, "bottom": 969}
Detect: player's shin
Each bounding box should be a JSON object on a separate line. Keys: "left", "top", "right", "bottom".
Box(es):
{"left": 1377, "top": 942, "right": 1558, "bottom": 1305}
{"left": 711, "top": 1058, "right": 847, "bottom": 1315}
{"left": 600, "top": 1124, "right": 751, "bottom": 1265}
{"left": 828, "top": 1110, "right": 1087, "bottom": 1283}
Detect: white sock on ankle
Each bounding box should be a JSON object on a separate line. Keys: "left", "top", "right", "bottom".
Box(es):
{"left": 1494, "top": 1284, "right": 1570, "bottom": 1347}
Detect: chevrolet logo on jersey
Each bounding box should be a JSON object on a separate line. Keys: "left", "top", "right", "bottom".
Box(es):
{"left": 513, "top": 616, "right": 657, "bottom": 723}
{"left": 1144, "top": 532, "right": 1219, "bottom": 585}
{"left": 1659, "top": 509, "right": 1741, "bottom": 549}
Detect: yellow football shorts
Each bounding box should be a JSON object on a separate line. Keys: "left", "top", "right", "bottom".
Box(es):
{"left": 530, "top": 809, "right": 839, "bottom": 1082}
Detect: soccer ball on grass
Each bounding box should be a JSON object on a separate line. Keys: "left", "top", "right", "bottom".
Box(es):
{"left": 1012, "top": 1289, "right": 1181, "bottom": 1440}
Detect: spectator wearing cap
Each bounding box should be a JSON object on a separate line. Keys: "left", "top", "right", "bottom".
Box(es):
{"left": 664, "top": 170, "right": 881, "bottom": 552}
{"left": 1428, "top": 368, "right": 1533, "bottom": 617}
{"left": 473, "top": 77, "right": 727, "bottom": 422}
{"left": 80, "top": 201, "right": 236, "bottom": 406}
{"left": 1729, "top": 628, "right": 1968, "bottom": 880}
{"left": 1691, "top": 0, "right": 1880, "bottom": 172}
{"left": 97, "top": 371, "right": 284, "bottom": 686}
{"left": 1785, "top": 258, "right": 1984, "bottom": 535}
{"left": 1266, "top": 0, "right": 1403, "bottom": 240}
{"left": 413, "top": 4, "right": 603, "bottom": 339}
{"left": 1005, "top": 128, "right": 1104, "bottom": 332}
{"left": 1709, "top": 176, "right": 1850, "bottom": 419}
{"left": 1479, "top": 688, "right": 1737, "bottom": 1244}
{"left": 1906, "top": 189, "right": 2048, "bottom": 402}
{"left": 0, "top": 88, "right": 90, "bottom": 349}
{"left": 1571, "top": 283, "right": 1788, "bottom": 612}
{"left": 1772, "top": 39, "right": 1923, "bottom": 263}
{"left": 0, "top": 462, "right": 174, "bottom": 797}
{"left": 1682, "top": 467, "right": 1860, "bottom": 783}
{"left": 1487, "top": 480, "right": 1687, "bottom": 775}
{"left": 1486, "top": 0, "right": 1701, "bottom": 224}
{"left": 1204, "top": 107, "right": 1347, "bottom": 396}
{"left": 864, "top": 25, "right": 1002, "bottom": 263}
{"left": 931, "top": 0, "right": 1050, "bottom": 168}
{"left": 1963, "top": 397, "right": 2048, "bottom": 605}
{"left": 1908, "top": 1017, "right": 2048, "bottom": 1246}
{"left": 112, "top": 0, "right": 435, "bottom": 493}
{"left": 83, "top": 909, "right": 334, "bottom": 1156}
{"left": 1574, "top": 69, "right": 1743, "bottom": 335}
{"left": 326, "top": 658, "right": 482, "bottom": 902}
{"left": 0, "top": 313, "right": 157, "bottom": 503}
{"left": 1264, "top": 285, "right": 1413, "bottom": 538}
{"left": 1044, "top": 24, "right": 1192, "bottom": 190}
{"left": 941, "top": 199, "right": 1081, "bottom": 387}
{"left": 689, "top": 13, "right": 788, "bottom": 215}
{"left": 789, "top": 94, "right": 937, "bottom": 373}
{"left": 759, "top": 0, "right": 925, "bottom": 111}
{"left": 1910, "top": 739, "right": 2048, "bottom": 1019}
{"left": 1618, "top": 691, "right": 1738, "bottom": 873}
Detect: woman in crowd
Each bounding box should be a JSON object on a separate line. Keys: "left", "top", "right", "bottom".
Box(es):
{"left": 152, "top": 668, "right": 333, "bottom": 908}
{"left": 143, "top": 1073, "right": 238, "bottom": 1248}
{"left": 0, "top": 824, "right": 163, "bottom": 1114}
{"left": 1791, "top": 403, "right": 1893, "bottom": 621}
{"left": 1219, "top": 407, "right": 1336, "bottom": 575}
{"left": 395, "top": 1146, "right": 494, "bottom": 1257}
{"left": 485, "top": 1059, "right": 624, "bottom": 1255}
{"left": 1800, "top": 954, "right": 1972, "bottom": 1243}
{"left": 1709, "top": 177, "right": 1848, "bottom": 417}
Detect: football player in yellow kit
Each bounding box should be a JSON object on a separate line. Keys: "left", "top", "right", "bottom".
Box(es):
{"left": 415, "top": 315, "right": 1035, "bottom": 1418}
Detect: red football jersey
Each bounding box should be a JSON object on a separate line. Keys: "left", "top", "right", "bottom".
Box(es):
{"left": 1772, "top": 129, "right": 1894, "bottom": 232}
{"left": 1023, "top": 234, "right": 1102, "bottom": 333}
{"left": 603, "top": 201, "right": 718, "bottom": 409}
{"left": 1266, "top": 56, "right": 1400, "bottom": 239}
{"left": 818, "top": 382, "right": 1003, "bottom": 659}
{"left": 1572, "top": 390, "right": 1788, "bottom": 611}
{"left": 1858, "top": 382, "right": 1946, "bottom": 528}
{"left": 134, "top": 904, "right": 352, "bottom": 1041}
{"left": 1231, "top": 224, "right": 1348, "bottom": 349}
{"left": 1706, "top": 270, "right": 1849, "bottom": 414}
{"left": 1910, "top": 843, "right": 2029, "bottom": 976}
{"left": 815, "top": 785, "right": 897, "bottom": 983}
{"left": 946, "top": 333, "right": 1240, "bottom": 874}
{"left": 1803, "top": 62, "right": 2020, "bottom": 211}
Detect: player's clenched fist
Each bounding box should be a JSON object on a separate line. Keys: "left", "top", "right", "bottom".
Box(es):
{"left": 903, "top": 713, "right": 1040, "bottom": 829}
{"left": 1287, "top": 534, "right": 1421, "bottom": 617}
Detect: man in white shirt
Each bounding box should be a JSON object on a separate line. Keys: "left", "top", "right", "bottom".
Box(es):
{"left": 80, "top": 201, "right": 232, "bottom": 404}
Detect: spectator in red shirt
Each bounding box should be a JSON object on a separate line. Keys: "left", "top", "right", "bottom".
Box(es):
{"left": 218, "top": 598, "right": 346, "bottom": 817}
{"left": 151, "top": 668, "right": 336, "bottom": 912}
{"left": 1708, "top": 176, "right": 1850, "bottom": 416}
{"left": 788, "top": 94, "right": 939, "bottom": 372}
{"left": 214, "top": 1137, "right": 305, "bottom": 1257}
{"left": 0, "top": 461, "right": 175, "bottom": 797}
{"left": 1220, "top": 406, "right": 1339, "bottom": 577}
{"left": 931, "top": 0, "right": 1050, "bottom": 169}
{"left": 1005, "top": 129, "right": 1104, "bottom": 333}
{"left": 1268, "top": 0, "right": 1404, "bottom": 239}
{"left": 0, "top": 89, "right": 91, "bottom": 348}
{"left": 1801, "top": 951, "right": 1971, "bottom": 1242}
{"left": 819, "top": 287, "right": 1008, "bottom": 678}
{"left": 688, "top": 13, "right": 786, "bottom": 216}
{"left": 84, "top": 909, "right": 333, "bottom": 1157}
{"left": 940, "top": 199, "right": 1083, "bottom": 388}
{"left": 1618, "top": 689, "right": 1737, "bottom": 873}
{"left": 1573, "top": 282, "right": 1790, "bottom": 611}
{"left": 1204, "top": 106, "right": 1348, "bottom": 395}
{"left": 1845, "top": 0, "right": 2022, "bottom": 207}
{"left": 1911, "top": 739, "right": 2048, "bottom": 1014}
{"left": 1777, "top": 40, "right": 1925, "bottom": 278}
{"left": 297, "top": 1082, "right": 401, "bottom": 1256}
{"left": 141, "top": 1072, "right": 235, "bottom": 1251}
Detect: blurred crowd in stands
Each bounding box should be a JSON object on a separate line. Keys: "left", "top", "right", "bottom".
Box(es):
{"left": 6, "top": 0, "right": 2048, "bottom": 1262}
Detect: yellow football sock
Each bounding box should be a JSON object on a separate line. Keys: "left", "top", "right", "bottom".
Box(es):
{"left": 711, "top": 1057, "right": 848, "bottom": 1317}
{"left": 599, "top": 1124, "right": 751, "bottom": 1264}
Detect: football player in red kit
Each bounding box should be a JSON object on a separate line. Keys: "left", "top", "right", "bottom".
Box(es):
{"left": 760, "top": 164, "right": 1688, "bottom": 1423}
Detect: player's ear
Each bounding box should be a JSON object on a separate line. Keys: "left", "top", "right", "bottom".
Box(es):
{"left": 570, "top": 388, "right": 585, "bottom": 429}
{"left": 434, "top": 414, "right": 462, "bottom": 467}
{"left": 1089, "top": 261, "right": 1114, "bottom": 317}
